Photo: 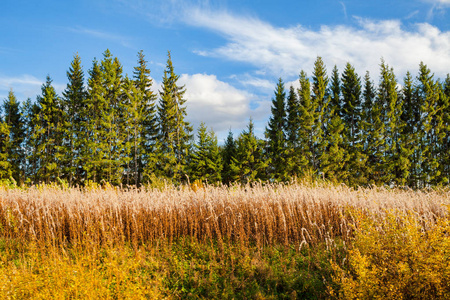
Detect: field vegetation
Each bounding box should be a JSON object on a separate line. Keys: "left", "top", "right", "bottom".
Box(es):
{"left": 0, "top": 181, "right": 449, "bottom": 299}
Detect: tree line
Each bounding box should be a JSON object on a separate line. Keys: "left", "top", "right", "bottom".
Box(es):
{"left": 0, "top": 51, "right": 449, "bottom": 188}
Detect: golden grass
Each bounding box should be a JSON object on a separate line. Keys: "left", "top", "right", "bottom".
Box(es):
{"left": 0, "top": 182, "right": 448, "bottom": 250}
{"left": 1, "top": 182, "right": 450, "bottom": 299}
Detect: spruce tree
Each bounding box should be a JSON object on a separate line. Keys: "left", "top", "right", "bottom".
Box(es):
{"left": 341, "top": 63, "right": 366, "bottom": 186}
{"left": 400, "top": 72, "right": 419, "bottom": 187}
{"left": 84, "top": 59, "right": 107, "bottom": 183}
{"left": 285, "top": 85, "right": 302, "bottom": 178}
{"left": 35, "top": 76, "right": 65, "bottom": 183}
{"left": 377, "top": 61, "right": 406, "bottom": 185}
{"left": 297, "top": 70, "right": 315, "bottom": 175}
{"left": 311, "top": 57, "right": 329, "bottom": 176}
{"left": 62, "top": 53, "right": 87, "bottom": 185}
{"left": 189, "top": 122, "right": 222, "bottom": 183}
{"left": 440, "top": 75, "right": 450, "bottom": 184}
{"left": 416, "top": 62, "right": 441, "bottom": 186}
{"left": 0, "top": 108, "right": 12, "bottom": 180}
{"left": 221, "top": 130, "right": 237, "bottom": 184}
{"left": 100, "top": 50, "right": 126, "bottom": 184}
{"left": 22, "top": 98, "right": 40, "bottom": 184}
{"left": 361, "top": 71, "right": 378, "bottom": 184}
{"left": 132, "top": 50, "right": 157, "bottom": 186}
{"left": 153, "top": 51, "right": 192, "bottom": 183}
{"left": 265, "top": 78, "right": 287, "bottom": 181}
{"left": 322, "top": 67, "right": 347, "bottom": 183}
{"left": 230, "top": 119, "right": 267, "bottom": 184}
{"left": 3, "top": 90, "right": 25, "bottom": 184}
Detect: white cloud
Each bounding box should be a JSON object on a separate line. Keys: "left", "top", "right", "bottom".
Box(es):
{"left": 179, "top": 73, "right": 254, "bottom": 137}
{"left": 186, "top": 8, "right": 450, "bottom": 80}
{"left": 0, "top": 74, "right": 66, "bottom": 101}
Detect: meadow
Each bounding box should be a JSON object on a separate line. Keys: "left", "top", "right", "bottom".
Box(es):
{"left": 0, "top": 181, "right": 449, "bottom": 299}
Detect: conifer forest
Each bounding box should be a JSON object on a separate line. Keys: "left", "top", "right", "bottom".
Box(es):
{"left": 1, "top": 50, "right": 450, "bottom": 188}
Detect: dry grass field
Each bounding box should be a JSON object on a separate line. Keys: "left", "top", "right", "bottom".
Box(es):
{"left": 0, "top": 182, "right": 449, "bottom": 299}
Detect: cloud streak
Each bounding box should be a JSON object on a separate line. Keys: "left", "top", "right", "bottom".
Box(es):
{"left": 68, "top": 26, "right": 134, "bottom": 48}
{"left": 186, "top": 8, "right": 450, "bottom": 79}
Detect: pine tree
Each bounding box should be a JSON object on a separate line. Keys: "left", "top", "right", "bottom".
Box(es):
{"left": 34, "top": 76, "right": 65, "bottom": 183}
{"left": 311, "top": 57, "right": 329, "bottom": 176}
{"left": 22, "top": 98, "right": 40, "bottom": 184}
{"left": 84, "top": 59, "right": 107, "bottom": 183}
{"left": 3, "top": 89, "right": 25, "bottom": 184}
{"left": 341, "top": 63, "right": 366, "bottom": 186}
{"left": 153, "top": 51, "right": 192, "bottom": 183}
{"left": 440, "top": 75, "right": 450, "bottom": 184}
{"left": 400, "top": 72, "right": 419, "bottom": 187}
{"left": 297, "top": 70, "right": 315, "bottom": 175}
{"left": 221, "top": 130, "right": 237, "bottom": 184}
{"left": 361, "top": 71, "right": 378, "bottom": 184}
{"left": 100, "top": 50, "right": 126, "bottom": 184}
{"left": 285, "top": 85, "right": 302, "bottom": 178}
{"left": 0, "top": 107, "right": 12, "bottom": 180}
{"left": 132, "top": 50, "right": 157, "bottom": 186}
{"left": 416, "top": 62, "right": 441, "bottom": 186}
{"left": 265, "top": 78, "right": 287, "bottom": 181}
{"left": 378, "top": 61, "right": 406, "bottom": 185}
{"left": 189, "top": 122, "right": 222, "bottom": 183}
{"left": 230, "top": 119, "right": 267, "bottom": 184}
{"left": 62, "top": 53, "right": 87, "bottom": 185}
{"left": 321, "top": 67, "right": 347, "bottom": 183}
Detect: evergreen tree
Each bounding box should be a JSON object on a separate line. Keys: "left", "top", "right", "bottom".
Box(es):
{"left": 265, "top": 78, "right": 287, "bottom": 181}
{"left": 400, "top": 72, "right": 419, "bottom": 187}
{"left": 153, "top": 51, "right": 192, "bottom": 183}
{"left": 221, "top": 130, "right": 237, "bottom": 184}
{"left": 440, "top": 75, "right": 450, "bottom": 184}
{"left": 0, "top": 107, "right": 12, "bottom": 180}
{"left": 361, "top": 71, "right": 378, "bottom": 184}
{"left": 35, "top": 76, "right": 65, "bottom": 183}
{"left": 378, "top": 61, "right": 406, "bottom": 185}
{"left": 132, "top": 50, "right": 158, "bottom": 186}
{"left": 3, "top": 90, "right": 25, "bottom": 184}
{"left": 62, "top": 53, "right": 87, "bottom": 185}
{"left": 416, "top": 62, "right": 442, "bottom": 186}
{"left": 285, "top": 85, "right": 302, "bottom": 178}
{"left": 329, "top": 66, "right": 342, "bottom": 117}
{"left": 100, "top": 49, "right": 126, "bottom": 184}
{"left": 341, "top": 63, "right": 366, "bottom": 186}
{"left": 22, "top": 98, "right": 40, "bottom": 184}
{"left": 230, "top": 119, "right": 267, "bottom": 184}
{"left": 297, "top": 70, "right": 315, "bottom": 175}
{"left": 189, "top": 122, "right": 222, "bottom": 183}
{"left": 322, "top": 67, "right": 347, "bottom": 183}
{"left": 311, "top": 57, "right": 329, "bottom": 176}
{"left": 84, "top": 59, "right": 107, "bottom": 183}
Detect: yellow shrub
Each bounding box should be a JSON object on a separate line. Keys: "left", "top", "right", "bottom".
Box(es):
{"left": 331, "top": 209, "right": 450, "bottom": 299}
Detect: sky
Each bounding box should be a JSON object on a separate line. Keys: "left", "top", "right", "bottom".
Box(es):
{"left": 1, "top": 0, "right": 449, "bottom": 142}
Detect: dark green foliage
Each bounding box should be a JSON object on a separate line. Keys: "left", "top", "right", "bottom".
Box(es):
{"left": 297, "top": 70, "right": 315, "bottom": 175}
{"left": 0, "top": 109, "right": 12, "bottom": 180}
{"left": 189, "top": 123, "right": 222, "bottom": 183}
{"left": 221, "top": 130, "right": 237, "bottom": 185}
{"left": 151, "top": 51, "right": 193, "bottom": 183}
{"left": 132, "top": 50, "right": 158, "bottom": 186}
{"left": 2, "top": 90, "right": 25, "bottom": 183}
{"left": 61, "top": 54, "right": 88, "bottom": 185}
{"left": 34, "top": 76, "right": 66, "bottom": 183}
{"left": 265, "top": 78, "right": 288, "bottom": 181}
{"left": 341, "top": 63, "right": 367, "bottom": 186}
{"left": 231, "top": 119, "right": 268, "bottom": 184}
{"left": 1, "top": 51, "right": 449, "bottom": 189}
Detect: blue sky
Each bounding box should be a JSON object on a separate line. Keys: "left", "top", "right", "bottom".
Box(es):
{"left": 1, "top": 0, "right": 449, "bottom": 142}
